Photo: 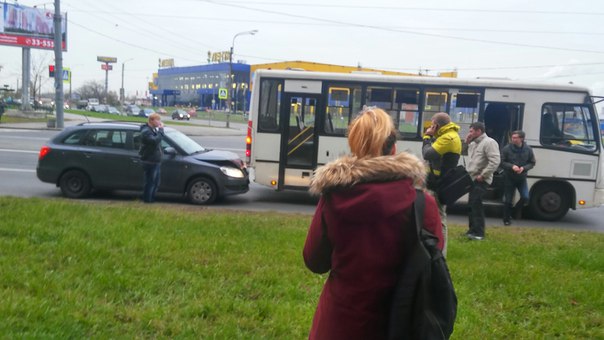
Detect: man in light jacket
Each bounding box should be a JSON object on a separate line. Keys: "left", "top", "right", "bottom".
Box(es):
{"left": 465, "top": 122, "right": 500, "bottom": 240}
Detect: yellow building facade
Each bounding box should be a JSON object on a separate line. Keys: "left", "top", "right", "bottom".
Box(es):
{"left": 250, "top": 60, "right": 457, "bottom": 78}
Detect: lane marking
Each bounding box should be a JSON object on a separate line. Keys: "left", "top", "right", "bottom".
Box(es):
{"left": 0, "top": 168, "right": 36, "bottom": 173}
{"left": 0, "top": 148, "right": 39, "bottom": 154}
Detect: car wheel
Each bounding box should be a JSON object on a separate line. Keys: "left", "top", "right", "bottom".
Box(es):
{"left": 59, "top": 169, "right": 92, "bottom": 198}
{"left": 187, "top": 177, "right": 217, "bottom": 205}
{"left": 529, "top": 183, "right": 570, "bottom": 221}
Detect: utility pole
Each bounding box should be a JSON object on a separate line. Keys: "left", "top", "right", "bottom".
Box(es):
{"left": 53, "top": 0, "right": 64, "bottom": 128}
{"left": 228, "top": 30, "right": 257, "bottom": 128}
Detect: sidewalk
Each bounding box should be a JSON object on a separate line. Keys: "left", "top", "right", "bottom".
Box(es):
{"left": 0, "top": 112, "right": 247, "bottom": 137}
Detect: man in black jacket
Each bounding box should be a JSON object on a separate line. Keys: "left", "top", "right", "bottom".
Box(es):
{"left": 139, "top": 113, "right": 164, "bottom": 203}
{"left": 500, "top": 130, "right": 536, "bottom": 225}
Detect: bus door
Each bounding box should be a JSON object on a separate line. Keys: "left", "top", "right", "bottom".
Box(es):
{"left": 483, "top": 102, "right": 523, "bottom": 148}
{"left": 279, "top": 93, "right": 321, "bottom": 189}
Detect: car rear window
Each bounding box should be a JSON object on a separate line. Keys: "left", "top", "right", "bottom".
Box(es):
{"left": 62, "top": 130, "right": 88, "bottom": 145}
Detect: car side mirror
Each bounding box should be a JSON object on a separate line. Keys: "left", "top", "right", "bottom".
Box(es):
{"left": 164, "top": 146, "right": 177, "bottom": 156}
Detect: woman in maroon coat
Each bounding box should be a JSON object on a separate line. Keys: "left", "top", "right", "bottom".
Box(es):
{"left": 303, "top": 107, "right": 444, "bottom": 339}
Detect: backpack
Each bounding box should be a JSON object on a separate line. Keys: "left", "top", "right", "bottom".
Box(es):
{"left": 388, "top": 190, "right": 457, "bottom": 340}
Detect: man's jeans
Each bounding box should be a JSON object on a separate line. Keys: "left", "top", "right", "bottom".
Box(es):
{"left": 143, "top": 162, "right": 161, "bottom": 202}
{"left": 468, "top": 181, "right": 488, "bottom": 237}
{"left": 503, "top": 176, "right": 529, "bottom": 220}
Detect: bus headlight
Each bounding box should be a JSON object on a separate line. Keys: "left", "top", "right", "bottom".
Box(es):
{"left": 220, "top": 166, "right": 245, "bottom": 178}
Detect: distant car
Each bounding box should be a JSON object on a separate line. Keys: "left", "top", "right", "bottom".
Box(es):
{"left": 106, "top": 106, "right": 121, "bottom": 115}
{"left": 139, "top": 108, "right": 156, "bottom": 117}
{"left": 36, "top": 122, "right": 249, "bottom": 204}
{"left": 156, "top": 108, "right": 168, "bottom": 115}
{"left": 172, "top": 109, "right": 191, "bottom": 120}
{"left": 91, "top": 104, "right": 108, "bottom": 113}
{"left": 125, "top": 105, "right": 141, "bottom": 116}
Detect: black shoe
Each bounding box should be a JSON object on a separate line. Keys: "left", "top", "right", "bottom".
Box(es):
{"left": 503, "top": 219, "right": 511, "bottom": 226}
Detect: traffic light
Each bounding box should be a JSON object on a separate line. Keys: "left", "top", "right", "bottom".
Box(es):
{"left": 49, "top": 65, "right": 55, "bottom": 77}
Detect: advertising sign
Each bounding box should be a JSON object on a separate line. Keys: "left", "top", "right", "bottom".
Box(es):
{"left": 101, "top": 64, "right": 113, "bottom": 71}
{"left": 97, "top": 56, "right": 117, "bottom": 63}
{"left": 0, "top": 3, "right": 67, "bottom": 51}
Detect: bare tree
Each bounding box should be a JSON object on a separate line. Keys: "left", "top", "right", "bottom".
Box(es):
{"left": 76, "top": 80, "right": 105, "bottom": 100}
{"left": 76, "top": 81, "right": 119, "bottom": 106}
{"left": 30, "top": 52, "right": 52, "bottom": 106}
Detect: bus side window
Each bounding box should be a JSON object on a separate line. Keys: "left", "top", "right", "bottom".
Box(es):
{"left": 258, "top": 79, "right": 282, "bottom": 132}
{"left": 540, "top": 104, "right": 597, "bottom": 151}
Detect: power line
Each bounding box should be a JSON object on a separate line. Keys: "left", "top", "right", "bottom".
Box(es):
{"left": 66, "top": 0, "right": 212, "bottom": 59}
{"left": 199, "top": 1, "right": 604, "bottom": 16}
{"left": 63, "top": 10, "right": 604, "bottom": 36}
{"left": 68, "top": 20, "right": 201, "bottom": 64}
{"left": 199, "top": 0, "right": 604, "bottom": 55}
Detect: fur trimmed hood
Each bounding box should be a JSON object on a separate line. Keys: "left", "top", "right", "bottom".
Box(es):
{"left": 309, "top": 152, "right": 425, "bottom": 195}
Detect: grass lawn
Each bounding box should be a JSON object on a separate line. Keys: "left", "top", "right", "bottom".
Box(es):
{"left": 0, "top": 197, "right": 602, "bottom": 338}
{"left": 0, "top": 115, "right": 48, "bottom": 124}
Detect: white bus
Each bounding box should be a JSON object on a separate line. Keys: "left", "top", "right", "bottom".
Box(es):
{"left": 245, "top": 69, "right": 604, "bottom": 221}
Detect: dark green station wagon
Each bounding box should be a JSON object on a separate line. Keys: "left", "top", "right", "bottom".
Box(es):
{"left": 37, "top": 122, "right": 249, "bottom": 204}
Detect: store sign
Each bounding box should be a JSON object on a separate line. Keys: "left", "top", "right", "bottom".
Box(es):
{"left": 211, "top": 51, "right": 231, "bottom": 63}
{"left": 160, "top": 58, "right": 174, "bottom": 68}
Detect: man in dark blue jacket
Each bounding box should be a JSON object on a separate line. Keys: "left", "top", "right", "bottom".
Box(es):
{"left": 139, "top": 113, "right": 164, "bottom": 203}
{"left": 500, "top": 130, "right": 536, "bottom": 225}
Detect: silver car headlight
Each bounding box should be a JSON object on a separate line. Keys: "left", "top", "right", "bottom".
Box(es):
{"left": 220, "top": 166, "right": 245, "bottom": 178}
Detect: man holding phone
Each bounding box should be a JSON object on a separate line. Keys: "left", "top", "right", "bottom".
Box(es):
{"left": 139, "top": 113, "right": 165, "bottom": 203}
{"left": 422, "top": 112, "right": 462, "bottom": 256}
{"left": 465, "top": 122, "right": 500, "bottom": 240}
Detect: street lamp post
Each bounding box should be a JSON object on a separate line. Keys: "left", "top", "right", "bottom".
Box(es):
{"left": 120, "top": 58, "right": 134, "bottom": 107}
{"left": 227, "top": 29, "right": 257, "bottom": 128}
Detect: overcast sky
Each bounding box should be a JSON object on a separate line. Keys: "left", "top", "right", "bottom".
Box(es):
{"left": 1, "top": 0, "right": 603, "bottom": 110}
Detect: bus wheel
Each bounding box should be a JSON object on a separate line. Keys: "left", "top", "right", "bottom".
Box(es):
{"left": 187, "top": 177, "right": 217, "bottom": 205}
{"left": 529, "top": 184, "right": 570, "bottom": 221}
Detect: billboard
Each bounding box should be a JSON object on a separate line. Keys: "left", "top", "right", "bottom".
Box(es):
{"left": 0, "top": 3, "right": 67, "bottom": 50}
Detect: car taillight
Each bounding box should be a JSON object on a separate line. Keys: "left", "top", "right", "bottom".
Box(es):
{"left": 245, "top": 120, "right": 252, "bottom": 164}
{"left": 39, "top": 146, "right": 51, "bottom": 160}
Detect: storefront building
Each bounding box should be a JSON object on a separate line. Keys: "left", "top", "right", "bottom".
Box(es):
{"left": 150, "top": 62, "right": 251, "bottom": 111}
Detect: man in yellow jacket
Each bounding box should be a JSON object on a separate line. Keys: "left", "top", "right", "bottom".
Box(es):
{"left": 422, "top": 112, "right": 462, "bottom": 256}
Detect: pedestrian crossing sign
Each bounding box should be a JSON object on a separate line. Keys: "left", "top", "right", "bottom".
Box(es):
{"left": 218, "top": 88, "right": 228, "bottom": 99}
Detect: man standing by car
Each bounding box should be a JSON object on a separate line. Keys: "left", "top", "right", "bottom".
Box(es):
{"left": 465, "top": 122, "right": 500, "bottom": 240}
{"left": 422, "top": 112, "right": 462, "bottom": 256}
{"left": 139, "top": 113, "right": 164, "bottom": 203}
{"left": 500, "top": 130, "right": 536, "bottom": 225}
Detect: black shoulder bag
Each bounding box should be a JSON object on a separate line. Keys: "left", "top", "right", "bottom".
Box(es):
{"left": 388, "top": 190, "right": 457, "bottom": 340}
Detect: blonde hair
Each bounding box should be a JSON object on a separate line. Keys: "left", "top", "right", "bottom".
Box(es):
{"left": 148, "top": 113, "right": 161, "bottom": 122}
{"left": 348, "top": 107, "right": 396, "bottom": 158}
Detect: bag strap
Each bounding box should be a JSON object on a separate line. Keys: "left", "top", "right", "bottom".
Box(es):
{"left": 414, "top": 189, "right": 425, "bottom": 238}
{"left": 413, "top": 189, "right": 434, "bottom": 260}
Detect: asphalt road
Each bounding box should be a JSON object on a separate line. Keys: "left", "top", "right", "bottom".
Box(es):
{"left": 1, "top": 124, "right": 603, "bottom": 233}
